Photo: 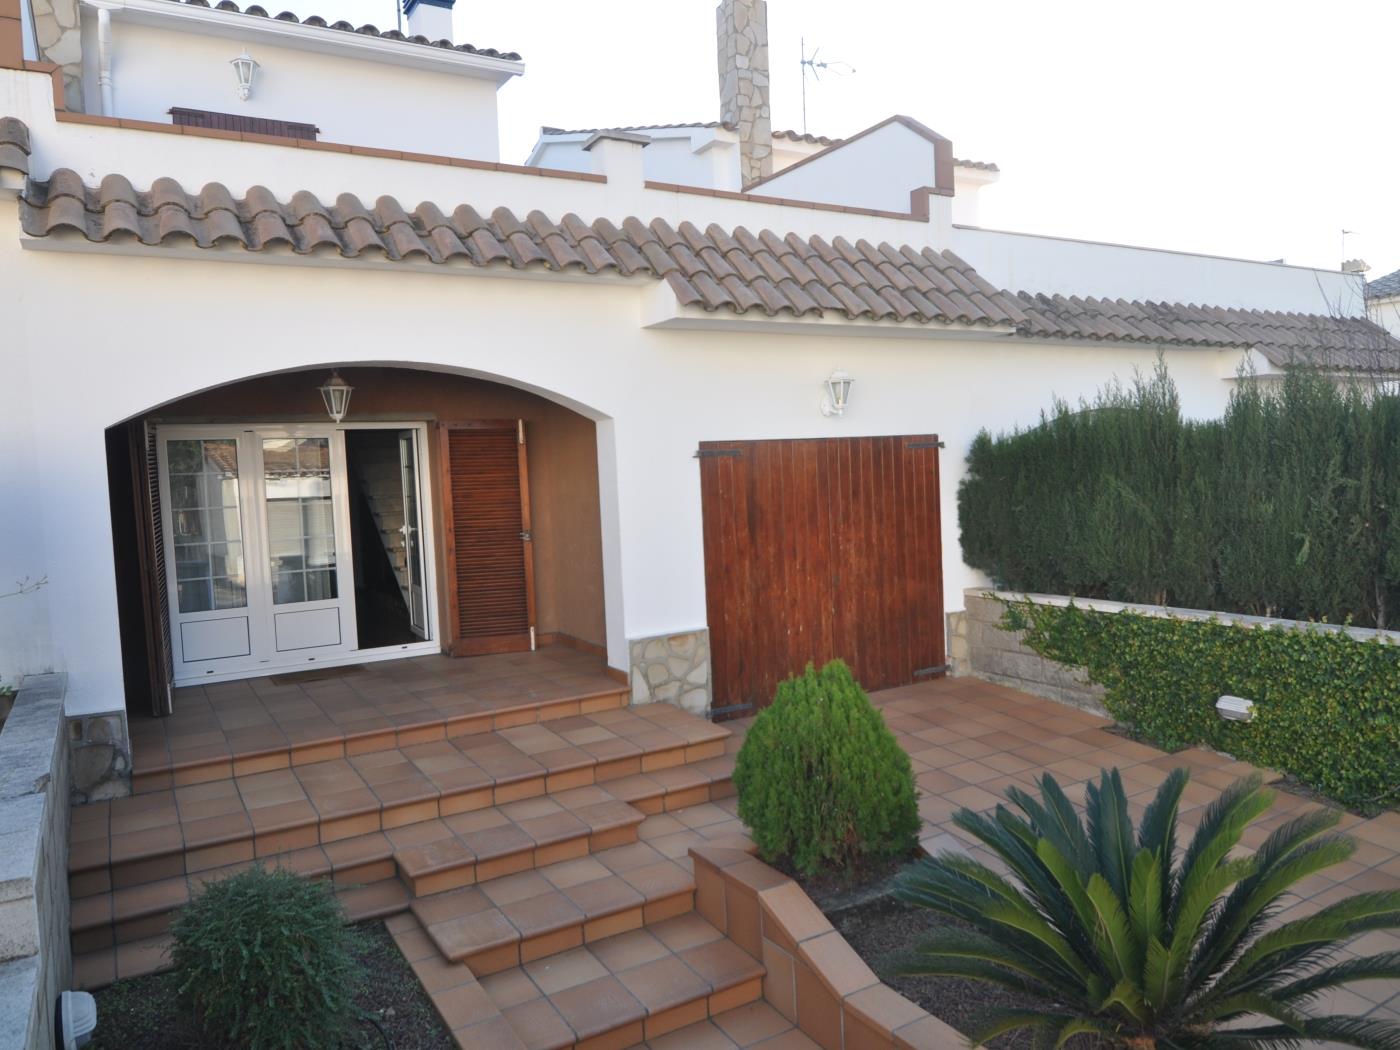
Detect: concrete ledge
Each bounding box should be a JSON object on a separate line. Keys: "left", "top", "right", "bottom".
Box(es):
{"left": 0, "top": 673, "right": 71, "bottom": 1050}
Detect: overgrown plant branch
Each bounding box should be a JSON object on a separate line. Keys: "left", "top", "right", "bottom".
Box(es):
{"left": 0, "top": 575, "right": 47, "bottom": 600}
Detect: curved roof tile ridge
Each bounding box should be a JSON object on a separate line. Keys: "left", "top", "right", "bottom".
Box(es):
{"left": 163, "top": 0, "right": 522, "bottom": 59}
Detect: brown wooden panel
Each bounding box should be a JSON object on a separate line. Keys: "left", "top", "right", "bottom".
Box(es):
{"left": 169, "top": 107, "right": 320, "bottom": 141}
{"left": 699, "top": 436, "right": 944, "bottom": 712}
{"left": 438, "top": 422, "right": 535, "bottom": 656}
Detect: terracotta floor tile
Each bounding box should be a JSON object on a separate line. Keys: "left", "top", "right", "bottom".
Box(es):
{"left": 412, "top": 885, "right": 493, "bottom": 927}
{"left": 647, "top": 1018, "right": 742, "bottom": 1049}
{"left": 649, "top": 913, "right": 724, "bottom": 952}
{"left": 540, "top": 857, "right": 613, "bottom": 890}
{"left": 547, "top": 973, "right": 645, "bottom": 1040}
{"left": 431, "top": 908, "right": 518, "bottom": 961}
{"left": 588, "top": 927, "right": 672, "bottom": 974}
{"left": 619, "top": 861, "right": 692, "bottom": 900}
{"left": 679, "top": 937, "right": 763, "bottom": 990}
{"left": 561, "top": 874, "right": 644, "bottom": 918}
{"left": 501, "top": 890, "right": 584, "bottom": 938}
{"left": 481, "top": 966, "right": 545, "bottom": 1010}
{"left": 501, "top": 998, "right": 575, "bottom": 1050}
{"left": 617, "top": 952, "right": 711, "bottom": 1011}
{"left": 431, "top": 980, "right": 498, "bottom": 1030}
{"left": 712, "top": 1000, "right": 794, "bottom": 1045}
{"left": 524, "top": 946, "right": 609, "bottom": 995}
{"left": 481, "top": 871, "right": 555, "bottom": 907}
{"left": 461, "top": 823, "right": 535, "bottom": 862}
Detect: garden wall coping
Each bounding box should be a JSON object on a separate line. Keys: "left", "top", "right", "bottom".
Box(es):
{"left": 690, "top": 844, "right": 970, "bottom": 1050}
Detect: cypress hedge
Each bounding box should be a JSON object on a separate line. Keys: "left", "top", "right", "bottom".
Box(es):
{"left": 958, "top": 363, "right": 1400, "bottom": 628}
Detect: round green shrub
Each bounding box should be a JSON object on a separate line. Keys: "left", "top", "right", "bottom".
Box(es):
{"left": 734, "top": 659, "right": 920, "bottom": 875}
{"left": 171, "top": 865, "right": 363, "bottom": 1050}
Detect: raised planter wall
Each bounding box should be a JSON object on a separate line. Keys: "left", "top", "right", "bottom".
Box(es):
{"left": 0, "top": 674, "right": 71, "bottom": 1050}
{"left": 952, "top": 586, "right": 1400, "bottom": 716}
{"left": 691, "top": 845, "right": 963, "bottom": 1049}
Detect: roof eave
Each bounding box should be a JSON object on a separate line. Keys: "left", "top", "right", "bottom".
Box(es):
{"left": 102, "top": 0, "right": 525, "bottom": 83}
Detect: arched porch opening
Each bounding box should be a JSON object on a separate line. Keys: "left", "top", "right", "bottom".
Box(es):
{"left": 104, "top": 365, "right": 615, "bottom": 721}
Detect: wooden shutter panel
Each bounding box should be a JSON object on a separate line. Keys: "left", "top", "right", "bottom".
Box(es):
{"left": 438, "top": 421, "right": 536, "bottom": 656}
{"left": 141, "top": 421, "right": 175, "bottom": 716}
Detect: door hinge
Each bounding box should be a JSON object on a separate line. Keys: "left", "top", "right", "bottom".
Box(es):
{"left": 517, "top": 419, "right": 525, "bottom": 445}
{"left": 520, "top": 529, "right": 533, "bottom": 542}
{"left": 913, "top": 663, "right": 948, "bottom": 678}
{"left": 529, "top": 625, "right": 536, "bottom": 651}
{"left": 694, "top": 448, "right": 742, "bottom": 458}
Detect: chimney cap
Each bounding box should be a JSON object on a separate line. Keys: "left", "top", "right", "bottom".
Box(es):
{"left": 1343, "top": 258, "right": 1371, "bottom": 274}
{"left": 403, "top": 0, "right": 453, "bottom": 15}
{"left": 582, "top": 130, "right": 652, "bottom": 151}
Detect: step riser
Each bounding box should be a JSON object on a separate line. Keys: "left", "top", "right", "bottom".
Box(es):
{"left": 131, "top": 689, "right": 631, "bottom": 795}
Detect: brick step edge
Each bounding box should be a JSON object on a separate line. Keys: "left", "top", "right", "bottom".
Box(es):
{"left": 413, "top": 876, "right": 697, "bottom": 973}
{"left": 71, "top": 736, "right": 730, "bottom": 895}
{"left": 129, "top": 687, "right": 633, "bottom": 793}
{"left": 70, "top": 828, "right": 410, "bottom": 953}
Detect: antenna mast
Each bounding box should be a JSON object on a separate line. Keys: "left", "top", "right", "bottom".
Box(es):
{"left": 799, "top": 37, "right": 854, "bottom": 135}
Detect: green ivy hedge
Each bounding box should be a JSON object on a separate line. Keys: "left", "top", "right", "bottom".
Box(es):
{"left": 1001, "top": 598, "right": 1400, "bottom": 810}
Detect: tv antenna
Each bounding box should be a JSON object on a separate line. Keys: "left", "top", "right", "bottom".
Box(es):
{"left": 799, "top": 38, "right": 855, "bottom": 135}
{"left": 1342, "top": 228, "right": 1358, "bottom": 265}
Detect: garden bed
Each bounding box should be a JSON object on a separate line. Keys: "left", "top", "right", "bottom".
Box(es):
{"left": 88, "top": 921, "right": 452, "bottom": 1050}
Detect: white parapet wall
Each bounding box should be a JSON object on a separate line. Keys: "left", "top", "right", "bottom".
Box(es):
{"left": 0, "top": 674, "right": 71, "bottom": 1050}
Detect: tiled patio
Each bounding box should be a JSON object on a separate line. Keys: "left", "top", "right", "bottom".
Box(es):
{"left": 127, "top": 648, "right": 624, "bottom": 788}
{"left": 76, "top": 663, "right": 1400, "bottom": 1046}
{"left": 865, "top": 676, "right": 1400, "bottom": 1028}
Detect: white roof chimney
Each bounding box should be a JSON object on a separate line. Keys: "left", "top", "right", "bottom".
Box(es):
{"left": 403, "top": 0, "right": 454, "bottom": 41}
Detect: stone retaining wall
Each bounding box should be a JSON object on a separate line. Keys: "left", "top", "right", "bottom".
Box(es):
{"left": 954, "top": 589, "right": 1108, "bottom": 715}
{"left": 0, "top": 674, "right": 71, "bottom": 1050}
{"left": 629, "top": 629, "right": 712, "bottom": 716}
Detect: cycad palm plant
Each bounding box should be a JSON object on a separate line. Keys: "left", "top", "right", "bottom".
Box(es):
{"left": 895, "top": 769, "right": 1400, "bottom": 1048}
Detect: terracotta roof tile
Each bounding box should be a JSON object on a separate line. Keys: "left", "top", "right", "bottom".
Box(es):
{"left": 168, "top": 0, "right": 520, "bottom": 59}
{"left": 0, "top": 116, "right": 31, "bottom": 176}
{"left": 9, "top": 142, "right": 1391, "bottom": 365}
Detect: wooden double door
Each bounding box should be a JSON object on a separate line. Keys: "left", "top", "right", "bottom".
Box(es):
{"left": 698, "top": 435, "right": 945, "bottom": 712}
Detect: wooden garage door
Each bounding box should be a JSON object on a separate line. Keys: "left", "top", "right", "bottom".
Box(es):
{"left": 698, "top": 435, "right": 944, "bottom": 712}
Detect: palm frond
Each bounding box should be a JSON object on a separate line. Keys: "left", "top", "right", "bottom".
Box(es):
{"left": 1138, "top": 767, "right": 1190, "bottom": 913}
{"left": 1214, "top": 1016, "right": 1400, "bottom": 1050}
{"left": 1086, "top": 769, "right": 1135, "bottom": 904}
{"left": 1273, "top": 951, "right": 1400, "bottom": 1002}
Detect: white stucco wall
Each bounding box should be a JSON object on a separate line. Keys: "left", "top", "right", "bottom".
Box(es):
{"left": 750, "top": 121, "right": 939, "bottom": 214}
{"left": 954, "top": 225, "right": 1364, "bottom": 317}
{"left": 0, "top": 65, "right": 1314, "bottom": 723}
{"left": 1368, "top": 295, "right": 1400, "bottom": 338}
{"left": 76, "top": 15, "right": 505, "bottom": 159}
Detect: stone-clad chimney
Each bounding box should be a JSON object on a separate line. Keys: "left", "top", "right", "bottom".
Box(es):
{"left": 717, "top": 0, "right": 773, "bottom": 187}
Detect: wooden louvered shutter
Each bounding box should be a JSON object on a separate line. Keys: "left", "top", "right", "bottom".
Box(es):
{"left": 438, "top": 421, "right": 537, "bottom": 656}
{"left": 140, "top": 421, "right": 175, "bottom": 716}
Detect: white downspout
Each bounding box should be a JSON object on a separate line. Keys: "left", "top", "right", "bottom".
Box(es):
{"left": 97, "top": 6, "right": 114, "bottom": 116}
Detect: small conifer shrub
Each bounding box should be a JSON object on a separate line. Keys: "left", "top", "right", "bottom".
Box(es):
{"left": 171, "top": 865, "right": 363, "bottom": 1050}
{"left": 734, "top": 659, "right": 920, "bottom": 874}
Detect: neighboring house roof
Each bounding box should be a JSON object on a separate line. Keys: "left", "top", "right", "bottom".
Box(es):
{"left": 1367, "top": 267, "right": 1400, "bottom": 300}
{"left": 536, "top": 123, "right": 997, "bottom": 170}
{"left": 3, "top": 124, "right": 1390, "bottom": 368}
{"left": 1016, "top": 293, "right": 1399, "bottom": 369}
{"left": 159, "top": 0, "right": 523, "bottom": 59}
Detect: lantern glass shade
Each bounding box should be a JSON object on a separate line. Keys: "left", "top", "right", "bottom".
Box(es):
{"left": 318, "top": 371, "right": 353, "bottom": 423}
{"left": 822, "top": 368, "right": 853, "bottom": 417}
{"left": 231, "top": 51, "right": 259, "bottom": 101}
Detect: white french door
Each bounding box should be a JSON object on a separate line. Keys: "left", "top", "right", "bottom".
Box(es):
{"left": 159, "top": 425, "right": 358, "bottom": 683}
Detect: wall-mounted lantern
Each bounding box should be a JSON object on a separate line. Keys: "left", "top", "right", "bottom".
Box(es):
{"left": 318, "top": 371, "right": 353, "bottom": 423}
{"left": 820, "top": 368, "right": 853, "bottom": 418}
{"left": 230, "top": 50, "right": 259, "bottom": 101}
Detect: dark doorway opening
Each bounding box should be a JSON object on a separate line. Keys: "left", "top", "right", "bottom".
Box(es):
{"left": 346, "top": 429, "right": 423, "bottom": 649}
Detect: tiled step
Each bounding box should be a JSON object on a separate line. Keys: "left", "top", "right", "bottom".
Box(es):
{"left": 69, "top": 825, "right": 406, "bottom": 953}
{"left": 393, "top": 788, "right": 645, "bottom": 897}
{"left": 409, "top": 844, "right": 698, "bottom": 975}
{"left": 401, "top": 907, "right": 764, "bottom": 1050}
{"left": 129, "top": 682, "right": 633, "bottom": 795}
{"left": 69, "top": 705, "right": 730, "bottom": 897}
{"left": 627, "top": 1000, "right": 824, "bottom": 1049}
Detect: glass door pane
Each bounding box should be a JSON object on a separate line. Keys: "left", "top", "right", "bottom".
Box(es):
{"left": 263, "top": 436, "right": 338, "bottom": 605}
{"left": 167, "top": 438, "right": 246, "bottom": 613}
{"left": 398, "top": 430, "right": 428, "bottom": 638}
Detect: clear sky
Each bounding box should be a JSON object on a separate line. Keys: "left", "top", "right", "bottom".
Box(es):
{"left": 324, "top": 0, "right": 1398, "bottom": 278}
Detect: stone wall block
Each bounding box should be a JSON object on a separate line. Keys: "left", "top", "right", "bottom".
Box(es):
{"left": 630, "top": 629, "right": 712, "bottom": 716}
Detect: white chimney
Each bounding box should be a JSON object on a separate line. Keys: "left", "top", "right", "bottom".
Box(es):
{"left": 717, "top": 0, "right": 772, "bottom": 188}
{"left": 403, "top": 0, "right": 454, "bottom": 41}
{"left": 584, "top": 130, "right": 650, "bottom": 188}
